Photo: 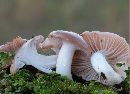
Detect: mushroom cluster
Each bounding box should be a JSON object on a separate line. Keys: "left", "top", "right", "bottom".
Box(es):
{"left": 0, "top": 35, "right": 58, "bottom": 74}
{"left": 0, "top": 30, "right": 129, "bottom": 87}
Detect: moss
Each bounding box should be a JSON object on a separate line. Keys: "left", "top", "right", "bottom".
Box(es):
{"left": 0, "top": 52, "right": 14, "bottom": 71}
{"left": 0, "top": 69, "right": 34, "bottom": 93}
{"left": 0, "top": 52, "right": 129, "bottom": 94}
{"left": 33, "top": 73, "right": 117, "bottom": 94}
{"left": 120, "top": 67, "right": 130, "bottom": 94}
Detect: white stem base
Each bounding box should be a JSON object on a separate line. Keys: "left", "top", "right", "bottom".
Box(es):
{"left": 56, "top": 41, "right": 76, "bottom": 80}
{"left": 91, "top": 52, "right": 123, "bottom": 86}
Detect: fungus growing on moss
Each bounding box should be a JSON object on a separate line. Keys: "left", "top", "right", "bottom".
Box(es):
{"left": 40, "top": 30, "right": 88, "bottom": 79}
{"left": 72, "top": 31, "right": 130, "bottom": 86}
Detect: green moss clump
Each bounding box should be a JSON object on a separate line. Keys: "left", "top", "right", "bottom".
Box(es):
{"left": 0, "top": 52, "right": 129, "bottom": 94}
{"left": 33, "top": 73, "right": 117, "bottom": 94}
{"left": 0, "top": 52, "right": 14, "bottom": 70}
{"left": 120, "top": 67, "right": 130, "bottom": 94}
{"left": 33, "top": 73, "right": 83, "bottom": 94}
{"left": 0, "top": 69, "right": 34, "bottom": 93}
{"left": 0, "top": 69, "right": 117, "bottom": 94}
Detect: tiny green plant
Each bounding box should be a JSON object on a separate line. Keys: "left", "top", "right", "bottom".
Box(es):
{"left": 116, "top": 63, "right": 125, "bottom": 67}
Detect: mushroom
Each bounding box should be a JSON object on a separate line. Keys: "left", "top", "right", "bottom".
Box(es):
{"left": 40, "top": 30, "right": 88, "bottom": 79}
{"left": 0, "top": 36, "right": 27, "bottom": 69}
{"left": 0, "top": 36, "right": 27, "bottom": 52}
{"left": 39, "top": 37, "right": 62, "bottom": 54}
{"left": 72, "top": 31, "right": 130, "bottom": 86}
{"left": 1, "top": 35, "right": 58, "bottom": 74}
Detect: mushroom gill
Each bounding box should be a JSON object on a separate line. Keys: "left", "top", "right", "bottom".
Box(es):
{"left": 72, "top": 31, "right": 130, "bottom": 86}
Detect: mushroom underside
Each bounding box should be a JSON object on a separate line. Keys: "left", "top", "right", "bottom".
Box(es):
{"left": 72, "top": 50, "right": 127, "bottom": 86}
{"left": 72, "top": 31, "right": 129, "bottom": 86}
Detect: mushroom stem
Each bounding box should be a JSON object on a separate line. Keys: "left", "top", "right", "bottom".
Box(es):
{"left": 12, "top": 48, "right": 58, "bottom": 73}
{"left": 10, "top": 36, "right": 58, "bottom": 74}
{"left": 91, "top": 52, "right": 124, "bottom": 85}
{"left": 24, "top": 53, "right": 57, "bottom": 73}
{"left": 56, "top": 41, "right": 76, "bottom": 80}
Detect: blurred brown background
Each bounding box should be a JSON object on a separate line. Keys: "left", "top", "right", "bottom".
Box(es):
{"left": 0, "top": 0, "right": 129, "bottom": 44}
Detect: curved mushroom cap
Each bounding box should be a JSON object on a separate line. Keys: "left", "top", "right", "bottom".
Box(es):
{"left": 10, "top": 35, "right": 44, "bottom": 74}
{"left": 128, "top": 46, "right": 130, "bottom": 66}
{"left": 40, "top": 30, "right": 88, "bottom": 51}
{"left": 72, "top": 31, "right": 130, "bottom": 85}
{"left": 0, "top": 36, "right": 27, "bottom": 52}
{"left": 30, "top": 35, "right": 44, "bottom": 49}
{"left": 40, "top": 37, "right": 62, "bottom": 50}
